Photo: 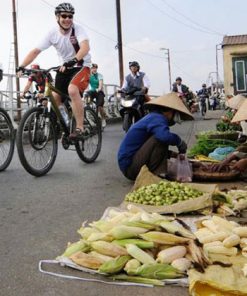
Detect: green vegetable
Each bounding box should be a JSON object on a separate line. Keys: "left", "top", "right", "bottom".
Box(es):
{"left": 124, "top": 181, "right": 202, "bottom": 206}
{"left": 111, "top": 274, "right": 165, "bottom": 286}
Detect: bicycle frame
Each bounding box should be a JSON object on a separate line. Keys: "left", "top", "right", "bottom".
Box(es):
{"left": 43, "top": 78, "right": 71, "bottom": 135}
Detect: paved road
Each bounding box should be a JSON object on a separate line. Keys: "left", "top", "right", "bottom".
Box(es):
{"left": 0, "top": 111, "right": 223, "bottom": 296}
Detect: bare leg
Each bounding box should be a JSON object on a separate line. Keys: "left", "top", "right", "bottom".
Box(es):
{"left": 52, "top": 92, "right": 62, "bottom": 107}
{"left": 68, "top": 84, "right": 84, "bottom": 130}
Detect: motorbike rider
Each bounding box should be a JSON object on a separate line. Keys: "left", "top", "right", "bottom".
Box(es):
{"left": 121, "top": 61, "right": 151, "bottom": 110}
{"left": 197, "top": 83, "right": 210, "bottom": 113}
{"left": 118, "top": 92, "right": 193, "bottom": 181}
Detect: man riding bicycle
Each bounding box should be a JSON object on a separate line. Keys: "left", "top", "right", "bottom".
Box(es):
{"left": 17, "top": 2, "right": 91, "bottom": 140}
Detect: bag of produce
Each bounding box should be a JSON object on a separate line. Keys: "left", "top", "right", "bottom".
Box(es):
{"left": 176, "top": 155, "right": 192, "bottom": 182}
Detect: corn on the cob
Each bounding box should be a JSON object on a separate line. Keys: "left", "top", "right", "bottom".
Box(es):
{"left": 111, "top": 274, "right": 165, "bottom": 286}
{"left": 223, "top": 234, "right": 240, "bottom": 248}
{"left": 91, "top": 241, "right": 128, "bottom": 257}
{"left": 61, "top": 240, "right": 90, "bottom": 257}
{"left": 109, "top": 225, "right": 148, "bottom": 239}
{"left": 99, "top": 255, "right": 131, "bottom": 274}
{"left": 159, "top": 221, "right": 195, "bottom": 239}
{"left": 242, "top": 246, "right": 247, "bottom": 258}
{"left": 77, "top": 227, "right": 99, "bottom": 239}
{"left": 124, "top": 221, "right": 156, "bottom": 230}
{"left": 69, "top": 251, "right": 103, "bottom": 269}
{"left": 140, "top": 231, "right": 189, "bottom": 245}
{"left": 87, "top": 232, "right": 113, "bottom": 242}
{"left": 204, "top": 245, "right": 238, "bottom": 256}
{"left": 240, "top": 238, "right": 247, "bottom": 249}
{"left": 130, "top": 263, "right": 184, "bottom": 279}
{"left": 211, "top": 216, "right": 236, "bottom": 232}
{"left": 201, "top": 220, "right": 219, "bottom": 233}
{"left": 90, "top": 220, "right": 115, "bottom": 232}
{"left": 194, "top": 228, "right": 214, "bottom": 241}
{"left": 198, "top": 231, "right": 228, "bottom": 244}
{"left": 124, "top": 259, "right": 141, "bottom": 274}
{"left": 242, "top": 264, "right": 247, "bottom": 277}
{"left": 89, "top": 251, "right": 113, "bottom": 263}
{"left": 203, "top": 241, "right": 223, "bottom": 249}
{"left": 126, "top": 244, "right": 155, "bottom": 264}
{"left": 156, "top": 246, "right": 187, "bottom": 264}
{"left": 233, "top": 226, "right": 247, "bottom": 238}
{"left": 171, "top": 258, "right": 192, "bottom": 272}
{"left": 112, "top": 239, "right": 154, "bottom": 249}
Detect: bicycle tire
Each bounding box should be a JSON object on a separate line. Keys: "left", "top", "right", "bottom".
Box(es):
{"left": 16, "top": 107, "right": 58, "bottom": 176}
{"left": 0, "top": 108, "right": 15, "bottom": 171}
{"left": 75, "top": 106, "right": 102, "bottom": 163}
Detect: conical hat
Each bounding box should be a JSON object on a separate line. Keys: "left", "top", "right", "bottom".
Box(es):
{"left": 225, "top": 94, "right": 245, "bottom": 110}
{"left": 145, "top": 92, "right": 194, "bottom": 121}
{"left": 231, "top": 99, "right": 247, "bottom": 122}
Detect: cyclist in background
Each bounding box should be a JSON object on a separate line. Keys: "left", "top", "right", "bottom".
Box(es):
{"left": 17, "top": 2, "right": 91, "bottom": 140}
{"left": 87, "top": 63, "right": 107, "bottom": 128}
{"left": 20, "top": 64, "right": 45, "bottom": 101}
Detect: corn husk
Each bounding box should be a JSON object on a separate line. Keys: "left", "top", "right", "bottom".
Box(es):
{"left": 99, "top": 255, "right": 131, "bottom": 274}
{"left": 91, "top": 241, "right": 128, "bottom": 257}
{"left": 126, "top": 244, "right": 155, "bottom": 264}
{"left": 109, "top": 225, "right": 148, "bottom": 239}
{"left": 69, "top": 251, "right": 103, "bottom": 270}
{"left": 112, "top": 239, "right": 154, "bottom": 249}
{"left": 61, "top": 240, "right": 90, "bottom": 257}
{"left": 140, "top": 231, "right": 189, "bottom": 245}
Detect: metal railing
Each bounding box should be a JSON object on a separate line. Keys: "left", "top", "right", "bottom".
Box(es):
{"left": 0, "top": 73, "right": 159, "bottom": 125}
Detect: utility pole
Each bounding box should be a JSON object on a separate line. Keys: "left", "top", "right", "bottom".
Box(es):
{"left": 116, "top": 0, "right": 124, "bottom": 87}
{"left": 160, "top": 48, "right": 172, "bottom": 91}
{"left": 216, "top": 44, "right": 221, "bottom": 94}
{"left": 12, "top": 0, "right": 21, "bottom": 120}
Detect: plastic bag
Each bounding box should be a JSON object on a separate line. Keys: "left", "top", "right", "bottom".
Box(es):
{"left": 176, "top": 155, "right": 193, "bottom": 182}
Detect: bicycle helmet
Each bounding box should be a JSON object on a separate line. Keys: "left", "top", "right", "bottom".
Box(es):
{"left": 55, "top": 3, "right": 75, "bottom": 15}
{"left": 31, "top": 64, "right": 40, "bottom": 69}
{"left": 129, "top": 61, "right": 140, "bottom": 68}
{"left": 91, "top": 63, "right": 98, "bottom": 69}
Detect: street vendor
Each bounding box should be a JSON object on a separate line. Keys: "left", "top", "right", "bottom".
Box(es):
{"left": 211, "top": 98, "right": 247, "bottom": 174}
{"left": 117, "top": 92, "right": 194, "bottom": 180}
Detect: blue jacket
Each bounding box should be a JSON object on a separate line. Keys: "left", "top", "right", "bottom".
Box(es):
{"left": 118, "top": 112, "right": 181, "bottom": 172}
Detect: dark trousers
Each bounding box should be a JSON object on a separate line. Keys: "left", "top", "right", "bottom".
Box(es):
{"left": 124, "top": 136, "right": 169, "bottom": 180}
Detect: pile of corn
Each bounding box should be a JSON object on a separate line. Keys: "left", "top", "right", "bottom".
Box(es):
{"left": 125, "top": 181, "right": 203, "bottom": 206}
{"left": 194, "top": 215, "right": 247, "bottom": 258}
{"left": 58, "top": 206, "right": 209, "bottom": 286}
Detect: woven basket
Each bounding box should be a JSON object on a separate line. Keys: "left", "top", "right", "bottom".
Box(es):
{"left": 193, "top": 168, "right": 240, "bottom": 182}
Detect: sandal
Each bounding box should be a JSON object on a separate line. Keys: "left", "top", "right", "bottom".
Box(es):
{"left": 69, "top": 128, "right": 85, "bottom": 140}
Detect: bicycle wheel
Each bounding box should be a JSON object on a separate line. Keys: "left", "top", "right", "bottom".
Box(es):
{"left": 75, "top": 106, "right": 102, "bottom": 163}
{"left": 0, "top": 108, "right": 15, "bottom": 171}
{"left": 16, "top": 107, "right": 58, "bottom": 176}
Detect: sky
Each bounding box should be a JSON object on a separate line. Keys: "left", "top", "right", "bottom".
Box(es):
{"left": 1, "top": 0, "right": 247, "bottom": 95}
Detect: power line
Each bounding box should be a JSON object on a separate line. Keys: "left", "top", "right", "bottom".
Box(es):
{"left": 146, "top": 0, "right": 223, "bottom": 36}
{"left": 160, "top": 0, "right": 224, "bottom": 36}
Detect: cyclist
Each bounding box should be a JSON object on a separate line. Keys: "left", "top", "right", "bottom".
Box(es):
{"left": 17, "top": 2, "right": 91, "bottom": 140}
{"left": 121, "top": 61, "right": 151, "bottom": 108}
{"left": 87, "top": 63, "right": 107, "bottom": 128}
{"left": 20, "top": 64, "right": 45, "bottom": 101}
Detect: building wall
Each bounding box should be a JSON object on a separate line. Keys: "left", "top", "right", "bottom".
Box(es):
{"left": 223, "top": 44, "right": 247, "bottom": 96}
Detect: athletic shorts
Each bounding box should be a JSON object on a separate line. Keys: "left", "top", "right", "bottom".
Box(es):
{"left": 88, "top": 90, "right": 105, "bottom": 107}
{"left": 55, "top": 67, "right": 90, "bottom": 96}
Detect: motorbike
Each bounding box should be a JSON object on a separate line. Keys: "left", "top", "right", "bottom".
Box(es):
{"left": 119, "top": 87, "right": 146, "bottom": 132}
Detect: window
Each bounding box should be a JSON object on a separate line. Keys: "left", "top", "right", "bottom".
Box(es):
{"left": 235, "top": 60, "right": 246, "bottom": 91}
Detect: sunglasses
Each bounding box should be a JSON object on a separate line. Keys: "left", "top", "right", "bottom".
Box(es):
{"left": 60, "top": 14, "right": 73, "bottom": 19}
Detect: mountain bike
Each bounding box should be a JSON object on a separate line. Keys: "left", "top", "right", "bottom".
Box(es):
{"left": 16, "top": 66, "right": 102, "bottom": 177}
{"left": 0, "top": 107, "right": 15, "bottom": 171}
